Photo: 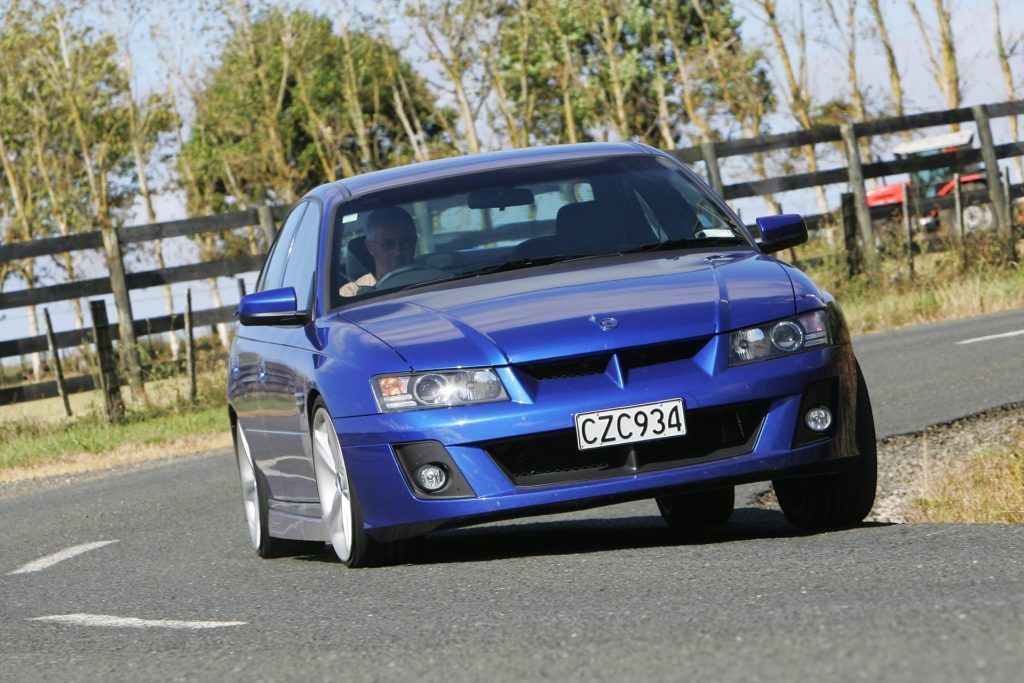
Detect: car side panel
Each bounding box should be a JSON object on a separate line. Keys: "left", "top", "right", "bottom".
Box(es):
{"left": 253, "top": 325, "right": 319, "bottom": 503}
{"left": 228, "top": 335, "right": 264, "bottom": 451}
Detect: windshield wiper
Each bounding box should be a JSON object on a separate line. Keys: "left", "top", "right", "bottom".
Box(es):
{"left": 618, "top": 236, "right": 745, "bottom": 254}
{"left": 441, "top": 254, "right": 590, "bottom": 283}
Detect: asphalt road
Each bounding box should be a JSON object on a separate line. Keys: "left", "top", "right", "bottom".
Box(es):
{"left": 854, "top": 306, "right": 1024, "bottom": 438}
{"left": 1, "top": 309, "right": 1022, "bottom": 682}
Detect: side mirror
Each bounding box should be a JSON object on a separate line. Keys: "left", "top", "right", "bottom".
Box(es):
{"left": 237, "top": 287, "right": 309, "bottom": 326}
{"left": 755, "top": 214, "right": 808, "bottom": 254}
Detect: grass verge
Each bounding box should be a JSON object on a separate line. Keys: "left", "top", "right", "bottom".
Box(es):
{"left": 0, "top": 405, "right": 227, "bottom": 472}
{"left": 907, "top": 433, "right": 1024, "bottom": 524}
{"left": 0, "top": 367, "right": 231, "bottom": 482}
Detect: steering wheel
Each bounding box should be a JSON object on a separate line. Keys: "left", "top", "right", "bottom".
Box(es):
{"left": 374, "top": 263, "right": 449, "bottom": 289}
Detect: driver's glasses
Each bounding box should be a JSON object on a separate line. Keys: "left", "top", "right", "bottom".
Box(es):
{"left": 371, "top": 238, "right": 416, "bottom": 251}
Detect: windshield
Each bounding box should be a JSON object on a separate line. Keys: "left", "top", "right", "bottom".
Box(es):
{"left": 329, "top": 155, "right": 748, "bottom": 308}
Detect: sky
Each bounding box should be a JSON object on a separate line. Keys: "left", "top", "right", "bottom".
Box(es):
{"left": 2, "top": 0, "right": 1023, "bottom": 353}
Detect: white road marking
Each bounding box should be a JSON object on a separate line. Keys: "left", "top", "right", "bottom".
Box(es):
{"left": 29, "top": 614, "right": 247, "bottom": 629}
{"left": 9, "top": 540, "right": 118, "bottom": 575}
{"left": 955, "top": 329, "right": 1024, "bottom": 345}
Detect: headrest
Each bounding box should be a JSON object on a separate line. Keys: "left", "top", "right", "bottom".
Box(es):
{"left": 555, "top": 201, "right": 625, "bottom": 250}
{"left": 345, "top": 235, "right": 375, "bottom": 280}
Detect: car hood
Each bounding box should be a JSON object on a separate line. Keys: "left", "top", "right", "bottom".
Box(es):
{"left": 339, "top": 251, "right": 798, "bottom": 369}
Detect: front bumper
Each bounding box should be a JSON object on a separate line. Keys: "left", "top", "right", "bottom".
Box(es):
{"left": 334, "top": 336, "right": 861, "bottom": 541}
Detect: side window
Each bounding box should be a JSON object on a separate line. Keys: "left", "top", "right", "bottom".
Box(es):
{"left": 257, "top": 203, "right": 307, "bottom": 292}
{"left": 281, "top": 202, "right": 322, "bottom": 311}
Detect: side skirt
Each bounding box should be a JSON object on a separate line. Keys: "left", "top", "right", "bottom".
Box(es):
{"left": 268, "top": 500, "right": 325, "bottom": 541}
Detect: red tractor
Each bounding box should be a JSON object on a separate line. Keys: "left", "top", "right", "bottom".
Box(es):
{"left": 865, "top": 130, "right": 995, "bottom": 233}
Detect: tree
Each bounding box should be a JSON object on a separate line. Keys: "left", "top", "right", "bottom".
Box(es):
{"left": 1, "top": 0, "right": 148, "bottom": 389}
{"left": 105, "top": 0, "right": 180, "bottom": 358}
{"left": 406, "top": 0, "right": 491, "bottom": 154}
{"left": 752, "top": 0, "right": 829, "bottom": 212}
{"left": 181, "top": 5, "right": 448, "bottom": 211}
{"left": 992, "top": 0, "right": 1023, "bottom": 183}
{"left": 489, "top": 0, "right": 768, "bottom": 149}
{"left": 907, "top": 0, "right": 961, "bottom": 128}
{"left": 866, "top": 0, "right": 905, "bottom": 125}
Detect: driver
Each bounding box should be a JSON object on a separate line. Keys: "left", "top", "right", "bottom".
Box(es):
{"left": 340, "top": 207, "right": 418, "bottom": 297}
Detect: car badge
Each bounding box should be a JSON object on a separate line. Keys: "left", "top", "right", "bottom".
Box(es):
{"left": 598, "top": 317, "right": 619, "bottom": 331}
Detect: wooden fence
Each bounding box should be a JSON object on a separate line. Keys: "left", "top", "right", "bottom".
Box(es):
{"left": 0, "top": 204, "right": 289, "bottom": 407}
{"left": 1, "top": 99, "right": 1023, "bottom": 409}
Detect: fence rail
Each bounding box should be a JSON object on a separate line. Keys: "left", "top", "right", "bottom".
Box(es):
{"left": 2, "top": 98, "right": 1023, "bottom": 409}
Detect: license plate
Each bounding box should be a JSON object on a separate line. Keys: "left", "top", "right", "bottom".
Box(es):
{"left": 574, "top": 399, "right": 686, "bottom": 451}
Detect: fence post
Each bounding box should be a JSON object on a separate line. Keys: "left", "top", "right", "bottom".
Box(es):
{"left": 184, "top": 288, "right": 196, "bottom": 406}
{"left": 89, "top": 300, "right": 124, "bottom": 423}
{"left": 700, "top": 139, "right": 724, "bottom": 197}
{"left": 100, "top": 226, "right": 146, "bottom": 400}
{"left": 44, "top": 308, "right": 72, "bottom": 418}
{"left": 840, "top": 193, "right": 860, "bottom": 277}
{"left": 258, "top": 206, "right": 277, "bottom": 250}
{"left": 972, "top": 104, "right": 1016, "bottom": 261}
{"left": 1004, "top": 166, "right": 1014, "bottom": 233}
{"left": 840, "top": 123, "right": 879, "bottom": 274}
{"left": 237, "top": 277, "right": 247, "bottom": 299}
{"left": 902, "top": 183, "right": 914, "bottom": 279}
{"left": 954, "top": 173, "right": 968, "bottom": 272}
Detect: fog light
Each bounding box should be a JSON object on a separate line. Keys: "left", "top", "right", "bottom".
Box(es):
{"left": 415, "top": 464, "right": 447, "bottom": 491}
{"left": 804, "top": 406, "right": 833, "bottom": 432}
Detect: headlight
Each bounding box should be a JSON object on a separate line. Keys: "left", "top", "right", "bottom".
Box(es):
{"left": 372, "top": 368, "right": 509, "bottom": 412}
{"left": 728, "top": 310, "right": 831, "bottom": 366}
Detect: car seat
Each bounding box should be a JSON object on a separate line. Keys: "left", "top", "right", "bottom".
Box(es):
{"left": 555, "top": 200, "right": 628, "bottom": 253}
{"left": 345, "top": 235, "right": 375, "bottom": 281}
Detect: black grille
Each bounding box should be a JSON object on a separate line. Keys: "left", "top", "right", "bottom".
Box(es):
{"left": 481, "top": 401, "right": 768, "bottom": 486}
{"left": 518, "top": 338, "right": 710, "bottom": 382}
{"left": 521, "top": 354, "right": 612, "bottom": 381}
{"left": 618, "top": 339, "right": 710, "bottom": 369}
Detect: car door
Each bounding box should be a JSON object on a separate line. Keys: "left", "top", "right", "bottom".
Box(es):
{"left": 255, "top": 200, "right": 323, "bottom": 502}
{"left": 235, "top": 202, "right": 308, "bottom": 469}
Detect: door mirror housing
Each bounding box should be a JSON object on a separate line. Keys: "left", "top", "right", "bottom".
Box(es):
{"left": 755, "top": 214, "right": 808, "bottom": 254}
{"left": 237, "top": 287, "right": 310, "bottom": 326}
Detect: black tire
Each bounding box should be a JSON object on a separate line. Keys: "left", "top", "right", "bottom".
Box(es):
{"left": 310, "top": 398, "right": 420, "bottom": 568}
{"left": 233, "top": 420, "right": 320, "bottom": 559}
{"left": 656, "top": 486, "right": 735, "bottom": 530}
{"left": 962, "top": 199, "right": 995, "bottom": 233}
{"left": 773, "top": 365, "right": 877, "bottom": 530}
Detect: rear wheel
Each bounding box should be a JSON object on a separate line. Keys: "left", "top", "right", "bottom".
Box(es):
{"left": 656, "top": 486, "right": 734, "bottom": 530}
{"left": 773, "top": 365, "right": 877, "bottom": 529}
{"left": 963, "top": 200, "right": 995, "bottom": 233}
{"left": 310, "top": 399, "right": 417, "bottom": 567}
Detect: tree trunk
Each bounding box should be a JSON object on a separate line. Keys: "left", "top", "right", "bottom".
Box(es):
{"left": 866, "top": 0, "right": 905, "bottom": 131}
{"left": 597, "top": 2, "right": 630, "bottom": 140}
{"left": 339, "top": 29, "right": 374, "bottom": 170}
{"left": 207, "top": 278, "right": 230, "bottom": 350}
{"left": 27, "top": 303, "right": 43, "bottom": 382}
{"left": 758, "top": 0, "right": 829, "bottom": 212}
{"left": 993, "top": 0, "right": 1024, "bottom": 183}
{"left": 933, "top": 0, "right": 961, "bottom": 116}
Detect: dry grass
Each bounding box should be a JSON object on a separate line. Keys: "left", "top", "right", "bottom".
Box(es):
{"left": 0, "top": 368, "right": 229, "bottom": 483}
{"left": 799, "top": 236, "right": 1024, "bottom": 335}
{"left": 907, "top": 432, "right": 1024, "bottom": 524}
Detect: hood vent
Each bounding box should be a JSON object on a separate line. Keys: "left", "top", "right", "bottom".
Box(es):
{"left": 519, "top": 337, "right": 710, "bottom": 382}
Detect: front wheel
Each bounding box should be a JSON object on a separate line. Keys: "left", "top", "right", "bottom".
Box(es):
{"left": 773, "top": 365, "right": 877, "bottom": 529}
{"left": 310, "top": 399, "right": 417, "bottom": 567}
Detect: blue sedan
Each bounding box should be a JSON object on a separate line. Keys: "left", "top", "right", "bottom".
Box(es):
{"left": 229, "top": 143, "right": 876, "bottom": 567}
